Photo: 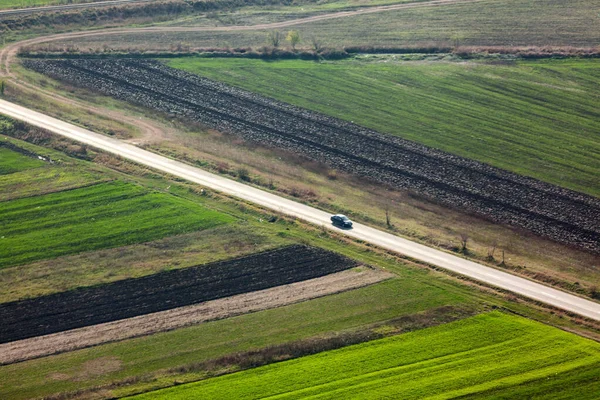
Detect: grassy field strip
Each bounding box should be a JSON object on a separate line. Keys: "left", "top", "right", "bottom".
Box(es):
{"left": 0, "top": 267, "right": 392, "bottom": 364}
{"left": 0, "top": 165, "right": 106, "bottom": 202}
{"left": 0, "top": 225, "right": 283, "bottom": 303}
{"left": 0, "top": 245, "right": 358, "bottom": 343}
{"left": 0, "top": 0, "right": 104, "bottom": 10}
{"left": 0, "top": 146, "right": 44, "bottom": 174}
{"left": 0, "top": 181, "right": 233, "bottom": 268}
{"left": 0, "top": 279, "right": 473, "bottom": 399}
{"left": 167, "top": 58, "right": 600, "bottom": 196}
{"left": 128, "top": 312, "right": 600, "bottom": 399}
{"left": 57, "top": 0, "right": 600, "bottom": 50}
{"left": 286, "top": 0, "right": 600, "bottom": 48}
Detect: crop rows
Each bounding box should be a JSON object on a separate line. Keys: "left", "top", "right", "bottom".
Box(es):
{"left": 24, "top": 59, "right": 600, "bottom": 252}
{"left": 0, "top": 181, "right": 231, "bottom": 268}
{"left": 0, "top": 245, "right": 358, "bottom": 343}
{"left": 0, "top": 145, "right": 44, "bottom": 175}
{"left": 130, "top": 312, "right": 600, "bottom": 400}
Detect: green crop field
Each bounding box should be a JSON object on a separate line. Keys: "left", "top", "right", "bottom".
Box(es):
{"left": 0, "top": 146, "right": 44, "bottom": 174}
{"left": 0, "top": 164, "right": 104, "bottom": 201}
{"left": 168, "top": 57, "right": 600, "bottom": 196}
{"left": 0, "top": 278, "right": 477, "bottom": 399}
{"left": 286, "top": 0, "right": 600, "bottom": 48}
{"left": 0, "top": 0, "right": 98, "bottom": 10}
{"left": 63, "top": 0, "right": 599, "bottom": 51}
{"left": 0, "top": 180, "right": 233, "bottom": 268}
{"left": 129, "top": 312, "right": 600, "bottom": 400}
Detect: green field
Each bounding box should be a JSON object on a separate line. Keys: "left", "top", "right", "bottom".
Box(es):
{"left": 168, "top": 57, "right": 600, "bottom": 196}
{"left": 0, "top": 180, "right": 233, "bottom": 268}
{"left": 0, "top": 146, "right": 44, "bottom": 174}
{"left": 0, "top": 163, "right": 104, "bottom": 201}
{"left": 0, "top": 278, "right": 477, "bottom": 399}
{"left": 0, "top": 0, "right": 98, "bottom": 10}
{"left": 63, "top": 0, "right": 599, "bottom": 50}
{"left": 287, "top": 0, "right": 600, "bottom": 48}
{"left": 130, "top": 312, "right": 600, "bottom": 400}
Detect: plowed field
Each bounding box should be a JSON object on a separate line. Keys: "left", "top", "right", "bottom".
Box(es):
{"left": 0, "top": 245, "right": 358, "bottom": 343}
{"left": 24, "top": 59, "right": 600, "bottom": 253}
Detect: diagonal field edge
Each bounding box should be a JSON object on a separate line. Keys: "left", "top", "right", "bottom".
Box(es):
{"left": 0, "top": 268, "right": 392, "bottom": 365}
{"left": 0, "top": 99, "right": 599, "bottom": 320}
{"left": 0, "top": 245, "right": 357, "bottom": 343}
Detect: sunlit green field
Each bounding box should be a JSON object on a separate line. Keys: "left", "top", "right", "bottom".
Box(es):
{"left": 0, "top": 0, "right": 97, "bottom": 10}
{"left": 0, "top": 179, "right": 233, "bottom": 268}
{"left": 168, "top": 57, "right": 600, "bottom": 196}
{"left": 0, "top": 146, "right": 44, "bottom": 174}
{"left": 130, "top": 312, "right": 600, "bottom": 400}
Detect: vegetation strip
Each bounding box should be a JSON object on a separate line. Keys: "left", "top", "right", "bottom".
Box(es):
{"left": 0, "top": 278, "right": 472, "bottom": 399}
{"left": 0, "top": 245, "right": 359, "bottom": 343}
{"left": 128, "top": 312, "right": 600, "bottom": 400}
{"left": 0, "top": 267, "right": 391, "bottom": 364}
{"left": 0, "top": 180, "right": 231, "bottom": 268}
{"left": 167, "top": 57, "right": 600, "bottom": 197}
{"left": 23, "top": 58, "right": 600, "bottom": 252}
{"left": 0, "top": 144, "right": 44, "bottom": 174}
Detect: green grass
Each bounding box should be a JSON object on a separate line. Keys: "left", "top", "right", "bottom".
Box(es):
{"left": 168, "top": 57, "right": 600, "bottom": 196}
{"left": 65, "top": 0, "right": 599, "bottom": 50}
{"left": 0, "top": 0, "right": 99, "bottom": 10}
{"left": 0, "top": 181, "right": 233, "bottom": 268}
{"left": 0, "top": 165, "right": 105, "bottom": 201}
{"left": 0, "top": 225, "right": 287, "bottom": 303}
{"left": 129, "top": 312, "right": 600, "bottom": 400}
{"left": 0, "top": 278, "right": 475, "bottom": 399}
{"left": 289, "top": 0, "right": 600, "bottom": 48}
{"left": 0, "top": 147, "right": 44, "bottom": 174}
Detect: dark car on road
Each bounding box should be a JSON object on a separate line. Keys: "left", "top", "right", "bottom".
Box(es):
{"left": 331, "top": 214, "right": 353, "bottom": 228}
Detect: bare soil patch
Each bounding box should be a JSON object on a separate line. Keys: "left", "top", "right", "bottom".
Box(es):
{"left": 0, "top": 267, "right": 392, "bottom": 364}
{"left": 0, "top": 245, "right": 358, "bottom": 344}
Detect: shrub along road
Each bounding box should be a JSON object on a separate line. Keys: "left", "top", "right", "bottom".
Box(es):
{"left": 0, "top": 98, "right": 598, "bottom": 321}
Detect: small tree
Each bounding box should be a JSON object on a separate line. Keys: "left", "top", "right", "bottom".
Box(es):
{"left": 450, "top": 32, "right": 465, "bottom": 50}
{"left": 309, "top": 35, "right": 322, "bottom": 52}
{"left": 486, "top": 240, "right": 498, "bottom": 261}
{"left": 267, "top": 30, "right": 282, "bottom": 48}
{"left": 286, "top": 30, "right": 300, "bottom": 51}
{"left": 384, "top": 202, "right": 393, "bottom": 229}
{"left": 459, "top": 232, "right": 469, "bottom": 254}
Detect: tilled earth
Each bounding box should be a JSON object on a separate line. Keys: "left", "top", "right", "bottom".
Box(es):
{"left": 24, "top": 59, "right": 600, "bottom": 252}
{"left": 0, "top": 268, "right": 391, "bottom": 364}
{"left": 0, "top": 245, "right": 358, "bottom": 343}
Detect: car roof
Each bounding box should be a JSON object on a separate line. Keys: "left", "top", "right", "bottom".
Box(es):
{"left": 334, "top": 214, "right": 350, "bottom": 220}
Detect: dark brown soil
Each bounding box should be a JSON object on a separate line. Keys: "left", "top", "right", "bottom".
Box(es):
{"left": 0, "top": 245, "right": 358, "bottom": 343}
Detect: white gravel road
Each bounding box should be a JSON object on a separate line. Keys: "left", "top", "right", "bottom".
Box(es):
{"left": 1, "top": 99, "right": 598, "bottom": 321}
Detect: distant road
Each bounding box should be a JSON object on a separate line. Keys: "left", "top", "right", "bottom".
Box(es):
{"left": 0, "top": 99, "right": 598, "bottom": 321}
{"left": 0, "top": 0, "right": 156, "bottom": 17}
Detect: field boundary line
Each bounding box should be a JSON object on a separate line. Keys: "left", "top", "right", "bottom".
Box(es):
{"left": 0, "top": 99, "right": 599, "bottom": 321}
{"left": 0, "top": 268, "right": 391, "bottom": 364}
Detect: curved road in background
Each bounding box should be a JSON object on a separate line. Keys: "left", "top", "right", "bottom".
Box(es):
{"left": 0, "top": 0, "right": 157, "bottom": 17}
{"left": 1, "top": 98, "right": 599, "bottom": 321}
